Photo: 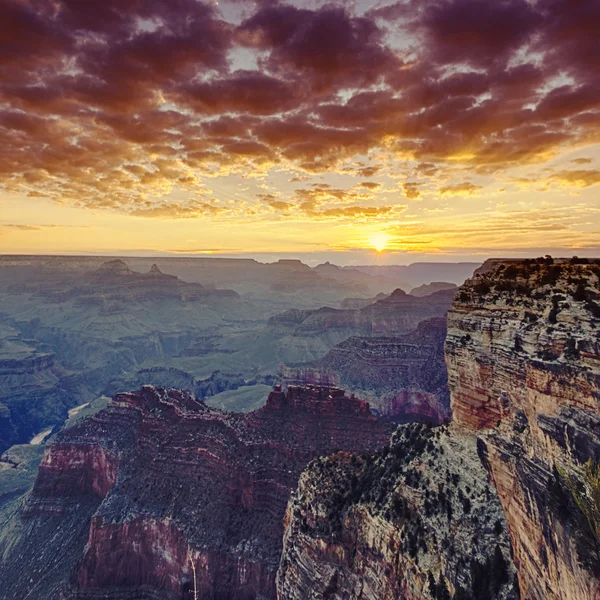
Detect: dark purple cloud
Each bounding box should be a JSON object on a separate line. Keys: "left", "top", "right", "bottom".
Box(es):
{"left": 238, "top": 4, "right": 398, "bottom": 92}
{"left": 419, "top": 0, "right": 542, "bottom": 68}
{"left": 0, "top": 0, "right": 598, "bottom": 215}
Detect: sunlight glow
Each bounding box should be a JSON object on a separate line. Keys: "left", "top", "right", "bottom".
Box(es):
{"left": 369, "top": 232, "right": 391, "bottom": 252}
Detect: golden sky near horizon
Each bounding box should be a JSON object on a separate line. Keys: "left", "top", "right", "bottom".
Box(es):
{"left": 1, "top": 0, "right": 599, "bottom": 263}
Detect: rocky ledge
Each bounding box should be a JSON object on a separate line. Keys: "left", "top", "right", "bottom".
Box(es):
{"left": 0, "top": 384, "right": 394, "bottom": 600}
{"left": 446, "top": 257, "right": 600, "bottom": 599}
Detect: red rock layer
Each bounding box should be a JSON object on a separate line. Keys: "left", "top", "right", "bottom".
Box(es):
{"left": 0, "top": 384, "right": 393, "bottom": 600}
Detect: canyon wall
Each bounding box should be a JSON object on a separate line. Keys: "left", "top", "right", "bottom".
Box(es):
{"left": 0, "top": 385, "right": 394, "bottom": 600}
{"left": 269, "top": 289, "right": 453, "bottom": 337}
{"left": 446, "top": 258, "right": 600, "bottom": 599}
{"left": 282, "top": 317, "right": 450, "bottom": 424}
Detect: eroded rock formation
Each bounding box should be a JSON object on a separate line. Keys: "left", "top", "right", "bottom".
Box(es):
{"left": 446, "top": 257, "right": 600, "bottom": 599}
{"left": 0, "top": 385, "right": 394, "bottom": 600}
{"left": 277, "top": 423, "right": 518, "bottom": 599}
{"left": 282, "top": 317, "right": 450, "bottom": 424}
{"left": 269, "top": 288, "right": 453, "bottom": 337}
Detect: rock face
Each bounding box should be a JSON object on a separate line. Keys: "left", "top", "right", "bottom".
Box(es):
{"left": 446, "top": 258, "right": 600, "bottom": 599}
{"left": 282, "top": 318, "right": 450, "bottom": 424}
{"left": 0, "top": 324, "right": 77, "bottom": 452}
{"left": 0, "top": 385, "right": 394, "bottom": 600}
{"left": 277, "top": 423, "right": 518, "bottom": 600}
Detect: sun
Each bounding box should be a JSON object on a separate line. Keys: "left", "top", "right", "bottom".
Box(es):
{"left": 369, "top": 232, "right": 391, "bottom": 253}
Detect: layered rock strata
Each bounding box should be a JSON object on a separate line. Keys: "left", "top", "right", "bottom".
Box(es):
{"left": 282, "top": 318, "right": 450, "bottom": 424}
{"left": 269, "top": 289, "right": 453, "bottom": 337}
{"left": 446, "top": 258, "right": 600, "bottom": 599}
{"left": 0, "top": 385, "right": 394, "bottom": 600}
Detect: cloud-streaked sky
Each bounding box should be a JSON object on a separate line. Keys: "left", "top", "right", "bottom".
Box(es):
{"left": 1, "top": 0, "right": 599, "bottom": 263}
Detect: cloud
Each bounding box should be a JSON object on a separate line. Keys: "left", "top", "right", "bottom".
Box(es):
{"left": 359, "top": 181, "right": 382, "bottom": 190}
{"left": 438, "top": 181, "right": 482, "bottom": 196}
{"left": 550, "top": 170, "right": 600, "bottom": 188}
{"left": 237, "top": 4, "right": 398, "bottom": 92}
{"left": 0, "top": 223, "right": 86, "bottom": 233}
{"left": 0, "top": 0, "right": 598, "bottom": 227}
{"left": 385, "top": 204, "right": 600, "bottom": 251}
{"left": 403, "top": 182, "right": 421, "bottom": 199}
{"left": 128, "top": 199, "right": 227, "bottom": 219}
{"left": 419, "top": 0, "right": 542, "bottom": 68}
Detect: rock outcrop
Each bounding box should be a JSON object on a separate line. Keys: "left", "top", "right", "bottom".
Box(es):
{"left": 446, "top": 257, "right": 600, "bottom": 599}
{"left": 0, "top": 385, "right": 394, "bottom": 600}
{"left": 277, "top": 423, "right": 518, "bottom": 600}
{"left": 282, "top": 317, "right": 450, "bottom": 424}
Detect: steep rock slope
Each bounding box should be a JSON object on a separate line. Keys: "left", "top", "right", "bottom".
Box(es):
{"left": 446, "top": 258, "right": 600, "bottom": 599}
{"left": 0, "top": 385, "right": 394, "bottom": 600}
{"left": 0, "top": 323, "right": 78, "bottom": 452}
{"left": 277, "top": 423, "right": 518, "bottom": 599}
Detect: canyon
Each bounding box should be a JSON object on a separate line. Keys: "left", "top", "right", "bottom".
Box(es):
{"left": 0, "top": 385, "right": 394, "bottom": 599}
{"left": 0, "top": 257, "right": 456, "bottom": 447}
{"left": 1, "top": 257, "right": 598, "bottom": 600}
{"left": 278, "top": 258, "right": 600, "bottom": 600}
{"left": 281, "top": 317, "right": 450, "bottom": 424}
{"left": 269, "top": 288, "right": 453, "bottom": 338}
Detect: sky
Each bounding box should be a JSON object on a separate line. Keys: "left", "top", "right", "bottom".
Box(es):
{"left": 0, "top": 0, "right": 599, "bottom": 264}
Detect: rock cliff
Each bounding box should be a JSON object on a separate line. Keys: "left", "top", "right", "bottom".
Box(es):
{"left": 446, "top": 257, "right": 600, "bottom": 599}
{"left": 277, "top": 423, "right": 518, "bottom": 599}
{"left": 0, "top": 385, "right": 394, "bottom": 600}
{"left": 0, "top": 323, "right": 77, "bottom": 452}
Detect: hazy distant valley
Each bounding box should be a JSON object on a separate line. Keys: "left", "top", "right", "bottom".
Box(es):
{"left": 0, "top": 255, "right": 472, "bottom": 454}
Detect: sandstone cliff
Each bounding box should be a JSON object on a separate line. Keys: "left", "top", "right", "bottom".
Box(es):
{"left": 0, "top": 385, "right": 394, "bottom": 600}
{"left": 446, "top": 257, "right": 600, "bottom": 599}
